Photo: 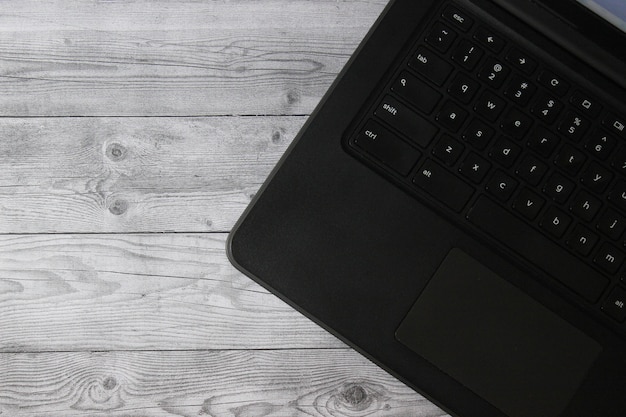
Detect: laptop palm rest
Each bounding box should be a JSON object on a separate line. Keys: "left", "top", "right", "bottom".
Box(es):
{"left": 396, "top": 248, "right": 601, "bottom": 417}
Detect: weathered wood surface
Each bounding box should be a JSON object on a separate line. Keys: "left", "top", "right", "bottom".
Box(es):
{"left": 0, "top": 117, "right": 299, "bottom": 233}
{"left": 0, "top": 350, "right": 444, "bottom": 417}
{"left": 0, "top": 0, "right": 386, "bottom": 116}
{"left": 0, "top": 0, "right": 448, "bottom": 415}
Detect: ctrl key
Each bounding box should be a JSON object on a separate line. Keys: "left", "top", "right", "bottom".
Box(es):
{"left": 353, "top": 120, "right": 420, "bottom": 176}
{"left": 602, "top": 286, "right": 626, "bottom": 323}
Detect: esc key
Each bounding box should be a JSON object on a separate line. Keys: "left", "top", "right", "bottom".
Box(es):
{"left": 443, "top": 5, "right": 474, "bottom": 32}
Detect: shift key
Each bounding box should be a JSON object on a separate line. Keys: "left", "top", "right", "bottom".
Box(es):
{"left": 354, "top": 120, "right": 421, "bottom": 176}
{"left": 375, "top": 95, "right": 438, "bottom": 148}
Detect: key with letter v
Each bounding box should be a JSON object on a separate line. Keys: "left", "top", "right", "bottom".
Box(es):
{"left": 513, "top": 188, "right": 545, "bottom": 220}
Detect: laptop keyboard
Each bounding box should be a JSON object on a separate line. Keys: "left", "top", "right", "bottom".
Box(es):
{"left": 347, "top": 2, "right": 626, "bottom": 330}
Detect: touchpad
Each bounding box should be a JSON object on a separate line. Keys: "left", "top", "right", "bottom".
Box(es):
{"left": 396, "top": 249, "right": 601, "bottom": 417}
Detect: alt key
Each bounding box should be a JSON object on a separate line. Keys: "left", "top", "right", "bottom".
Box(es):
{"left": 602, "top": 286, "right": 626, "bottom": 323}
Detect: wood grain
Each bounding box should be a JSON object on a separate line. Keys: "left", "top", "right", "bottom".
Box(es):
{"left": 0, "top": 233, "right": 344, "bottom": 352}
{"left": 0, "top": 350, "right": 446, "bottom": 417}
{"left": 0, "top": 0, "right": 387, "bottom": 116}
{"left": 0, "top": 116, "right": 301, "bottom": 233}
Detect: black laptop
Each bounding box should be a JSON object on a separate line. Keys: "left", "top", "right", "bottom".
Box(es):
{"left": 228, "top": 0, "right": 626, "bottom": 416}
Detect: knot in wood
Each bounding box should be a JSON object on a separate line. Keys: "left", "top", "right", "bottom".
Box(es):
{"left": 71, "top": 375, "right": 124, "bottom": 411}
{"left": 103, "top": 376, "right": 117, "bottom": 390}
{"left": 286, "top": 90, "right": 300, "bottom": 105}
{"left": 108, "top": 199, "right": 129, "bottom": 216}
{"left": 342, "top": 384, "right": 367, "bottom": 407}
{"left": 106, "top": 143, "right": 127, "bottom": 161}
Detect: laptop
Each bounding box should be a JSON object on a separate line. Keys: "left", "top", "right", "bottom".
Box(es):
{"left": 227, "top": 0, "right": 626, "bottom": 415}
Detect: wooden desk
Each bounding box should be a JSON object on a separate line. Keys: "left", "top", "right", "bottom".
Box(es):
{"left": 0, "top": 1, "right": 446, "bottom": 415}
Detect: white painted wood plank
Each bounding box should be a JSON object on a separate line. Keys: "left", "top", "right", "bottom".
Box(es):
{"left": 0, "top": 116, "right": 300, "bottom": 233}
{"left": 0, "top": 0, "right": 388, "bottom": 116}
{"left": 0, "top": 350, "right": 446, "bottom": 417}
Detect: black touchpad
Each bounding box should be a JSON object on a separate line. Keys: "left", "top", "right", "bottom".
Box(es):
{"left": 396, "top": 249, "right": 601, "bottom": 417}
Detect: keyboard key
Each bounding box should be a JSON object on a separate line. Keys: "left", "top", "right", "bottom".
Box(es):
{"left": 541, "top": 206, "right": 572, "bottom": 238}
{"left": 538, "top": 70, "right": 570, "bottom": 97}
{"left": 559, "top": 111, "right": 590, "bottom": 142}
{"left": 375, "top": 95, "right": 438, "bottom": 147}
{"left": 554, "top": 144, "right": 586, "bottom": 175}
{"left": 609, "top": 180, "right": 626, "bottom": 213}
{"left": 448, "top": 73, "right": 479, "bottom": 104}
{"left": 443, "top": 5, "right": 474, "bottom": 31}
{"left": 528, "top": 127, "right": 560, "bottom": 158}
{"left": 490, "top": 137, "right": 521, "bottom": 168}
{"left": 570, "top": 91, "right": 602, "bottom": 118}
{"left": 532, "top": 93, "right": 563, "bottom": 125}
{"left": 567, "top": 224, "right": 599, "bottom": 256}
{"left": 500, "top": 108, "right": 532, "bottom": 140}
{"left": 602, "top": 286, "right": 626, "bottom": 322}
{"left": 426, "top": 22, "right": 457, "bottom": 53}
{"left": 460, "top": 152, "right": 491, "bottom": 183}
{"left": 597, "top": 208, "right": 626, "bottom": 240}
{"left": 603, "top": 113, "right": 626, "bottom": 139}
{"left": 478, "top": 57, "right": 510, "bottom": 88}
{"left": 413, "top": 159, "right": 474, "bottom": 212}
{"left": 543, "top": 172, "right": 575, "bottom": 204}
{"left": 392, "top": 71, "right": 442, "bottom": 114}
{"left": 409, "top": 47, "right": 453, "bottom": 86}
{"left": 581, "top": 162, "right": 613, "bottom": 194}
{"left": 452, "top": 40, "right": 483, "bottom": 70}
{"left": 570, "top": 190, "right": 602, "bottom": 222}
{"left": 594, "top": 243, "right": 625, "bottom": 275}
{"left": 354, "top": 120, "right": 421, "bottom": 176}
{"left": 486, "top": 170, "right": 518, "bottom": 201}
{"left": 504, "top": 75, "right": 536, "bottom": 106}
{"left": 467, "top": 196, "right": 609, "bottom": 302}
{"left": 585, "top": 130, "right": 617, "bottom": 160}
{"left": 437, "top": 100, "right": 468, "bottom": 132}
{"left": 473, "top": 26, "right": 505, "bottom": 53}
{"left": 516, "top": 155, "right": 548, "bottom": 186}
{"left": 513, "top": 188, "right": 545, "bottom": 220}
{"left": 463, "top": 119, "right": 494, "bottom": 150}
{"left": 507, "top": 48, "right": 537, "bottom": 74}
{"left": 475, "top": 91, "right": 506, "bottom": 121}
{"left": 432, "top": 135, "right": 465, "bottom": 166}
